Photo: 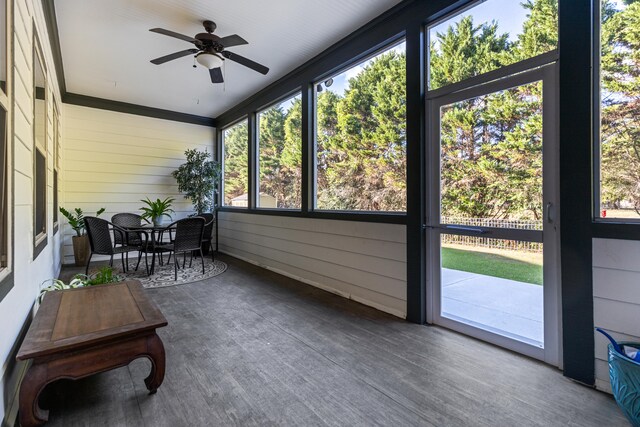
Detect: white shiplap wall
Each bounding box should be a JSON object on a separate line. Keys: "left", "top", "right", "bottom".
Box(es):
{"left": 593, "top": 238, "right": 640, "bottom": 393}
{"left": 218, "top": 211, "right": 407, "bottom": 318}
{"left": 0, "top": 0, "right": 65, "bottom": 423}
{"left": 62, "top": 105, "right": 215, "bottom": 264}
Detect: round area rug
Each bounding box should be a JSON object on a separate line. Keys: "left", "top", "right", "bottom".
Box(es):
{"left": 120, "top": 255, "right": 227, "bottom": 289}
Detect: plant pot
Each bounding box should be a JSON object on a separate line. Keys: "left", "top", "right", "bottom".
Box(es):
{"left": 72, "top": 235, "right": 90, "bottom": 267}
{"left": 153, "top": 217, "right": 162, "bottom": 227}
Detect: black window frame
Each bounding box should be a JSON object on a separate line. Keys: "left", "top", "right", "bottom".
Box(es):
{"left": 0, "top": 0, "right": 12, "bottom": 302}
{"left": 0, "top": 0, "right": 6, "bottom": 95}
{"left": 256, "top": 90, "right": 303, "bottom": 211}
{"left": 52, "top": 101, "right": 59, "bottom": 234}
{"left": 221, "top": 117, "right": 250, "bottom": 209}
{"left": 312, "top": 39, "right": 407, "bottom": 213}
{"left": 215, "top": 34, "right": 408, "bottom": 224}
{"left": 591, "top": 0, "right": 640, "bottom": 240}
{"left": 33, "top": 28, "right": 47, "bottom": 259}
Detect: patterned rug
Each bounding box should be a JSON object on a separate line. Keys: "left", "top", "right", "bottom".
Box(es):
{"left": 119, "top": 255, "right": 227, "bottom": 289}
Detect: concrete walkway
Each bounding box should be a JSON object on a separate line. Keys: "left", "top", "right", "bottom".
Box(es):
{"left": 442, "top": 268, "right": 543, "bottom": 345}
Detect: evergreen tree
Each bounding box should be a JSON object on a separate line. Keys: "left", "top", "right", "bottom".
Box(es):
{"left": 223, "top": 121, "right": 248, "bottom": 205}
{"left": 600, "top": 0, "right": 640, "bottom": 213}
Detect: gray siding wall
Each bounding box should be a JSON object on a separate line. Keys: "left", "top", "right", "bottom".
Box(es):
{"left": 593, "top": 238, "right": 640, "bottom": 393}
{"left": 218, "top": 211, "right": 407, "bottom": 318}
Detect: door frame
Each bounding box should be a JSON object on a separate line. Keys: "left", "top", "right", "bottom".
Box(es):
{"left": 425, "top": 64, "right": 561, "bottom": 366}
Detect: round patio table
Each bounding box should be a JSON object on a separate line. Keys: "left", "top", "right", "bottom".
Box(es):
{"left": 125, "top": 223, "right": 175, "bottom": 275}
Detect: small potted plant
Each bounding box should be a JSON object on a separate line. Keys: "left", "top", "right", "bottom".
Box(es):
{"left": 59, "top": 207, "right": 105, "bottom": 266}
{"left": 140, "top": 197, "right": 174, "bottom": 226}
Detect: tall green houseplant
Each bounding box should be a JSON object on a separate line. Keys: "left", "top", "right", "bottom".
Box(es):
{"left": 172, "top": 149, "right": 221, "bottom": 214}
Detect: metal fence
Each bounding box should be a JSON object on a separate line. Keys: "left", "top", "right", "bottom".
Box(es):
{"left": 441, "top": 217, "right": 543, "bottom": 253}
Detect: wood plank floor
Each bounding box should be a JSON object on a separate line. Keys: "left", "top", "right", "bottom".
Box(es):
{"left": 43, "top": 255, "right": 627, "bottom": 426}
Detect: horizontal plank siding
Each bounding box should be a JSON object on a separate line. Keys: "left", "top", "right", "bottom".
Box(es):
{"left": 62, "top": 104, "right": 215, "bottom": 264}
{"left": 592, "top": 238, "right": 640, "bottom": 393}
{"left": 218, "top": 211, "right": 407, "bottom": 318}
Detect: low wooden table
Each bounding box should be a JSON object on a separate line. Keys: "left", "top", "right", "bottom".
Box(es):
{"left": 16, "top": 280, "right": 168, "bottom": 427}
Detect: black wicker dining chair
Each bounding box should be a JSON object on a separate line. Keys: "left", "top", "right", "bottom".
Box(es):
{"left": 112, "top": 213, "right": 146, "bottom": 268}
{"left": 84, "top": 216, "right": 146, "bottom": 275}
{"left": 168, "top": 213, "right": 215, "bottom": 264}
{"left": 200, "top": 213, "right": 215, "bottom": 262}
{"left": 156, "top": 217, "right": 205, "bottom": 280}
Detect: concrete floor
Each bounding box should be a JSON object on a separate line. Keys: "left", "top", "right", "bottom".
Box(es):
{"left": 42, "top": 254, "right": 626, "bottom": 426}
{"left": 442, "top": 268, "right": 544, "bottom": 345}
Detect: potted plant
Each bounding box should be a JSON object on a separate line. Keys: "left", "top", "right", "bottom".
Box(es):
{"left": 172, "top": 149, "right": 221, "bottom": 214}
{"left": 39, "top": 266, "right": 123, "bottom": 303}
{"left": 140, "top": 197, "right": 174, "bottom": 226}
{"left": 59, "top": 207, "right": 105, "bottom": 266}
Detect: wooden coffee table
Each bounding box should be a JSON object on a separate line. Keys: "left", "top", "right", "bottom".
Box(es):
{"left": 16, "top": 280, "right": 168, "bottom": 427}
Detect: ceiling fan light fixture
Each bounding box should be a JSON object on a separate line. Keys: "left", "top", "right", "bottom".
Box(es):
{"left": 195, "top": 52, "right": 223, "bottom": 69}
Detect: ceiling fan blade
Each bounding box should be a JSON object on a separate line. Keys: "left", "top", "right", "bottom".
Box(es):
{"left": 218, "top": 34, "right": 248, "bottom": 48}
{"left": 221, "top": 51, "right": 269, "bottom": 75}
{"left": 149, "top": 28, "right": 198, "bottom": 44}
{"left": 150, "top": 49, "right": 198, "bottom": 65}
{"left": 209, "top": 67, "right": 224, "bottom": 83}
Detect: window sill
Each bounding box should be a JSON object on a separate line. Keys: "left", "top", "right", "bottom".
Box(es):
{"left": 592, "top": 220, "right": 640, "bottom": 240}
{"left": 217, "top": 207, "right": 407, "bottom": 224}
{"left": 33, "top": 234, "right": 48, "bottom": 259}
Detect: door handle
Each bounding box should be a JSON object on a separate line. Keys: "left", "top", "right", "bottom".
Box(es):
{"left": 444, "top": 225, "right": 486, "bottom": 234}
{"left": 546, "top": 202, "right": 553, "bottom": 223}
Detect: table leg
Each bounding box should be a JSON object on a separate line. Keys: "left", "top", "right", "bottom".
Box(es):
{"left": 150, "top": 230, "right": 157, "bottom": 275}
{"left": 19, "top": 363, "right": 50, "bottom": 427}
{"left": 144, "top": 333, "right": 166, "bottom": 394}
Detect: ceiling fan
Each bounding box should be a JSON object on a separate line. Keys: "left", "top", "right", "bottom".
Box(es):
{"left": 149, "top": 20, "right": 269, "bottom": 84}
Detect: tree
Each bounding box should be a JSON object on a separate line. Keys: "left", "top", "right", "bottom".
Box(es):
{"left": 316, "top": 49, "right": 407, "bottom": 211}
{"left": 429, "top": 16, "right": 509, "bottom": 89}
{"left": 258, "top": 98, "right": 303, "bottom": 209}
{"left": 223, "top": 122, "right": 248, "bottom": 205}
{"left": 172, "top": 149, "right": 221, "bottom": 213}
{"left": 600, "top": 0, "right": 640, "bottom": 213}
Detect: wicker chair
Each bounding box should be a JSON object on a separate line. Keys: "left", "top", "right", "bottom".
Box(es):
{"left": 200, "top": 212, "right": 215, "bottom": 261}
{"left": 84, "top": 216, "right": 147, "bottom": 275}
{"left": 156, "top": 217, "right": 205, "bottom": 280}
{"left": 111, "top": 213, "right": 146, "bottom": 267}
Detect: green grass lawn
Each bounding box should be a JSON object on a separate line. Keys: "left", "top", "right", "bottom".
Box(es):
{"left": 442, "top": 246, "right": 543, "bottom": 285}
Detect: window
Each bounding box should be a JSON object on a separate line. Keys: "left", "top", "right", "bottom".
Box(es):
{"left": 223, "top": 120, "right": 248, "bottom": 207}
{"left": 597, "top": 0, "right": 640, "bottom": 220}
{"left": 53, "top": 104, "right": 60, "bottom": 229}
{"left": 0, "top": 0, "right": 10, "bottom": 298}
{"left": 428, "top": 0, "right": 558, "bottom": 90}
{"left": 0, "top": 107, "right": 7, "bottom": 272}
{"left": 257, "top": 93, "right": 302, "bottom": 209}
{"left": 33, "top": 41, "right": 47, "bottom": 253}
{"left": 35, "top": 150, "right": 46, "bottom": 237}
{"left": 0, "top": 0, "right": 6, "bottom": 94}
{"left": 315, "top": 41, "right": 406, "bottom": 211}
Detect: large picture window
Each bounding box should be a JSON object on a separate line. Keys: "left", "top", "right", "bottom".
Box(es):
{"left": 223, "top": 120, "right": 249, "bottom": 207}
{"left": 257, "top": 93, "right": 302, "bottom": 209}
{"left": 428, "top": 0, "right": 558, "bottom": 90}
{"left": 315, "top": 41, "right": 406, "bottom": 212}
{"left": 597, "top": 0, "right": 640, "bottom": 220}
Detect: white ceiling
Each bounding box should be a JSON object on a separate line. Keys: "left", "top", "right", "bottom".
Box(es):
{"left": 55, "top": 0, "right": 403, "bottom": 118}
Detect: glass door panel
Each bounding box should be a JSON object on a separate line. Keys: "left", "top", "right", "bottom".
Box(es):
{"left": 428, "top": 66, "right": 558, "bottom": 363}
